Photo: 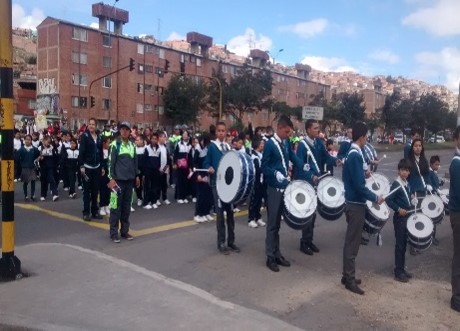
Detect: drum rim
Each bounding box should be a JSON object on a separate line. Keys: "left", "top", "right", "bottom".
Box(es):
{"left": 420, "top": 195, "right": 444, "bottom": 219}
{"left": 284, "top": 180, "right": 317, "bottom": 220}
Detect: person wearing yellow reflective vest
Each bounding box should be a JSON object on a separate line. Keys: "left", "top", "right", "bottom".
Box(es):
{"left": 107, "top": 122, "right": 140, "bottom": 243}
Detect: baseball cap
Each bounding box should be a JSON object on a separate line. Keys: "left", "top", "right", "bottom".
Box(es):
{"left": 119, "top": 121, "right": 131, "bottom": 130}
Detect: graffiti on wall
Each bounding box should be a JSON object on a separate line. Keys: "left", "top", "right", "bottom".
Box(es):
{"left": 37, "top": 78, "right": 60, "bottom": 115}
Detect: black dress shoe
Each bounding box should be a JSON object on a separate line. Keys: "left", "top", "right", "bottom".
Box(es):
{"left": 345, "top": 282, "right": 365, "bottom": 295}
{"left": 404, "top": 271, "right": 413, "bottom": 279}
{"left": 309, "top": 243, "right": 320, "bottom": 253}
{"left": 341, "top": 277, "right": 361, "bottom": 285}
{"left": 394, "top": 274, "right": 409, "bottom": 283}
{"left": 451, "top": 298, "right": 460, "bottom": 312}
{"left": 266, "top": 258, "right": 280, "bottom": 272}
{"left": 275, "top": 256, "right": 291, "bottom": 267}
{"left": 300, "top": 245, "right": 314, "bottom": 255}
{"left": 218, "top": 244, "right": 230, "bottom": 255}
{"left": 228, "top": 243, "right": 241, "bottom": 253}
{"left": 92, "top": 214, "right": 103, "bottom": 220}
{"left": 82, "top": 214, "right": 91, "bottom": 222}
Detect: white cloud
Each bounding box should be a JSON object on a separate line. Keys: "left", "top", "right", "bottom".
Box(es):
{"left": 89, "top": 22, "right": 99, "bottom": 29}
{"left": 301, "top": 56, "right": 358, "bottom": 72}
{"left": 227, "top": 28, "right": 272, "bottom": 57}
{"left": 402, "top": 0, "right": 460, "bottom": 36}
{"left": 166, "top": 32, "right": 186, "bottom": 41}
{"left": 414, "top": 47, "right": 460, "bottom": 90}
{"left": 12, "top": 4, "right": 45, "bottom": 30}
{"left": 368, "top": 49, "right": 400, "bottom": 64}
{"left": 279, "top": 19, "right": 329, "bottom": 39}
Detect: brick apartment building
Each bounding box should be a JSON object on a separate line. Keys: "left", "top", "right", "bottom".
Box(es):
{"left": 36, "top": 2, "right": 336, "bottom": 132}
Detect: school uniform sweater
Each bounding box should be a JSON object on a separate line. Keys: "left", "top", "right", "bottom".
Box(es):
{"left": 449, "top": 152, "right": 460, "bottom": 212}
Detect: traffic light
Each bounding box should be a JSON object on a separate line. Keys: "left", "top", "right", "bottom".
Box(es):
{"left": 180, "top": 62, "right": 185, "bottom": 75}
{"left": 129, "top": 58, "right": 135, "bottom": 71}
{"left": 164, "top": 60, "right": 170, "bottom": 73}
{"left": 90, "top": 96, "right": 95, "bottom": 108}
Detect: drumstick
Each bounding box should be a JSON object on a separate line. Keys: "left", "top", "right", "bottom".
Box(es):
{"left": 193, "top": 168, "right": 210, "bottom": 172}
{"left": 317, "top": 171, "right": 331, "bottom": 180}
{"left": 383, "top": 186, "right": 400, "bottom": 199}
{"left": 369, "top": 173, "right": 380, "bottom": 188}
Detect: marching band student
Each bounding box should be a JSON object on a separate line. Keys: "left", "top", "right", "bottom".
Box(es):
{"left": 449, "top": 125, "right": 460, "bottom": 312}
{"left": 134, "top": 135, "right": 146, "bottom": 208}
{"left": 386, "top": 159, "right": 416, "bottom": 283}
{"left": 337, "top": 127, "right": 352, "bottom": 162}
{"left": 429, "top": 155, "right": 444, "bottom": 246}
{"left": 342, "top": 122, "right": 384, "bottom": 295}
{"left": 38, "top": 136, "right": 60, "bottom": 202}
{"left": 363, "top": 142, "right": 379, "bottom": 172}
{"left": 157, "top": 132, "right": 171, "bottom": 206}
{"left": 248, "top": 137, "right": 266, "bottom": 228}
{"left": 262, "top": 115, "right": 306, "bottom": 272}
{"left": 99, "top": 136, "right": 111, "bottom": 216}
{"left": 190, "top": 136, "right": 199, "bottom": 203}
{"left": 192, "top": 133, "right": 213, "bottom": 223}
{"left": 60, "top": 131, "right": 71, "bottom": 191}
{"left": 295, "top": 119, "right": 340, "bottom": 256}
{"left": 14, "top": 130, "right": 23, "bottom": 182}
{"left": 326, "top": 138, "right": 337, "bottom": 175}
{"left": 143, "top": 133, "right": 161, "bottom": 210}
{"left": 62, "top": 138, "right": 79, "bottom": 199}
{"left": 174, "top": 131, "right": 192, "bottom": 204}
{"left": 404, "top": 128, "right": 422, "bottom": 159}
{"left": 204, "top": 121, "right": 240, "bottom": 255}
{"left": 18, "top": 134, "right": 40, "bottom": 201}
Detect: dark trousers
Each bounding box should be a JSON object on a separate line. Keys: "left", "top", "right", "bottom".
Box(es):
{"left": 41, "top": 167, "right": 58, "bottom": 197}
{"left": 450, "top": 211, "right": 460, "bottom": 307}
{"left": 61, "top": 164, "right": 69, "bottom": 189}
{"left": 175, "top": 168, "right": 190, "bottom": 200}
{"left": 248, "top": 182, "right": 265, "bottom": 221}
{"left": 14, "top": 151, "right": 21, "bottom": 179}
{"left": 135, "top": 175, "right": 143, "bottom": 201}
{"left": 195, "top": 181, "right": 212, "bottom": 216}
{"left": 109, "top": 180, "right": 134, "bottom": 237}
{"left": 265, "top": 186, "right": 284, "bottom": 258}
{"left": 67, "top": 168, "right": 76, "bottom": 195}
{"left": 99, "top": 174, "right": 110, "bottom": 207}
{"left": 82, "top": 167, "right": 100, "bottom": 216}
{"left": 159, "top": 173, "right": 168, "bottom": 201}
{"left": 144, "top": 171, "right": 160, "bottom": 204}
{"left": 301, "top": 213, "right": 317, "bottom": 246}
{"left": 212, "top": 186, "right": 235, "bottom": 247}
{"left": 23, "top": 181, "right": 35, "bottom": 197}
{"left": 393, "top": 216, "right": 408, "bottom": 276}
{"left": 343, "top": 203, "right": 366, "bottom": 281}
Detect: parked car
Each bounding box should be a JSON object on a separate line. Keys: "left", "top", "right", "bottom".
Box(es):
{"left": 394, "top": 133, "right": 404, "bottom": 144}
{"left": 428, "top": 135, "right": 445, "bottom": 143}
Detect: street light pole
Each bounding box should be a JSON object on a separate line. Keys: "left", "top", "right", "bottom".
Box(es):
{"left": 267, "top": 48, "right": 284, "bottom": 66}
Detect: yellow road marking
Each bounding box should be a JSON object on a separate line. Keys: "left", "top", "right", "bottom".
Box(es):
{"left": 15, "top": 203, "right": 251, "bottom": 237}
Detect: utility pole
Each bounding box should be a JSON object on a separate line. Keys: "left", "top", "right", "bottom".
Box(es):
{"left": 0, "top": 0, "right": 22, "bottom": 280}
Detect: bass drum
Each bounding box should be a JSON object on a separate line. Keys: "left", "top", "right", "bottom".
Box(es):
{"left": 317, "top": 177, "right": 345, "bottom": 221}
{"left": 216, "top": 151, "right": 254, "bottom": 205}
{"left": 283, "top": 180, "right": 317, "bottom": 230}
{"left": 363, "top": 200, "right": 390, "bottom": 235}
{"left": 407, "top": 213, "right": 433, "bottom": 251}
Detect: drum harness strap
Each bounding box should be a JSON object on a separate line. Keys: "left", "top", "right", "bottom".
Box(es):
{"left": 301, "top": 139, "right": 320, "bottom": 174}
{"left": 396, "top": 177, "right": 411, "bottom": 209}
{"left": 347, "top": 145, "right": 366, "bottom": 171}
{"left": 271, "top": 137, "right": 288, "bottom": 192}
{"left": 414, "top": 158, "right": 428, "bottom": 192}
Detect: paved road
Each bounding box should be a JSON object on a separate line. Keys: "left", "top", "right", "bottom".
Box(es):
{"left": 1, "top": 147, "right": 458, "bottom": 330}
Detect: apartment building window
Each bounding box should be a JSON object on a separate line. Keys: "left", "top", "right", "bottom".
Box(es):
{"left": 71, "top": 96, "right": 88, "bottom": 108}
{"left": 145, "top": 84, "right": 153, "bottom": 92}
{"left": 103, "top": 56, "right": 112, "bottom": 68}
{"left": 138, "top": 64, "right": 144, "bottom": 73}
{"left": 190, "top": 56, "right": 196, "bottom": 63}
{"left": 145, "top": 64, "right": 153, "bottom": 73}
{"left": 145, "top": 45, "right": 156, "bottom": 53}
{"left": 158, "top": 48, "right": 165, "bottom": 59}
{"left": 102, "top": 35, "right": 112, "bottom": 47}
{"left": 73, "top": 28, "right": 88, "bottom": 42}
{"left": 137, "top": 83, "right": 144, "bottom": 93}
{"left": 180, "top": 54, "right": 186, "bottom": 63}
{"left": 136, "top": 103, "right": 144, "bottom": 113}
{"left": 137, "top": 44, "right": 145, "bottom": 55}
{"left": 72, "top": 52, "right": 87, "bottom": 64}
{"left": 102, "top": 76, "right": 112, "bottom": 88}
{"left": 72, "top": 74, "right": 87, "bottom": 86}
{"left": 196, "top": 58, "right": 202, "bottom": 67}
{"left": 28, "top": 99, "right": 36, "bottom": 109}
{"left": 222, "top": 65, "right": 228, "bottom": 73}
{"left": 102, "top": 99, "right": 112, "bottom": 110}
{"left": 155, "top": 86, "right": 164, "bottom": 95}
{"left": 145, "top": 104, "right": 152, "bottom": 111}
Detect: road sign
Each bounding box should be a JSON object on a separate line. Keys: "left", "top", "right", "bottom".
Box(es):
{"left": 302, "top": 106, "right": 324, "bottom": 120}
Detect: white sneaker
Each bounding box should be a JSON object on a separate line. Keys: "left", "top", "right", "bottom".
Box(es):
{"left": 14, "top": 179, "right": 18, "bottom": 183}
{"left": 257, "top": 219, "right": 266, "bottom": 227}
{"left": 53, "top": 195, "right": 59, "bottom": 201}
{"left": 131, "top": 207, "right": 135, "bottom": 212}
{"left": 99, "top": 208, "right": 107, "bottom": 216}
{"left": 205, "top": 214, "right": 214, "bottom": 221}
{"left": 183, "top": 199, "right": 189, "bottom": 204}
{"left": 143, "top": 204, "right": 153, "bottom": 210}
{"left": 78, "top": 186, "right": 83, "bottom": 190}
{"left": 192, "top": 197, "right": 197, "bottom": 203}
{"left": 105, "top": 206, "right": 110, "bottom": 215}
{"left": 233, "top": 208, "right": 241, "bottom": 213}
{"left": 194, "top": 215, "right": 205, "bottom": 223}
{"left": 177, "top": 199, "right": 184, "bottom": 204}
{"left": 248, "top": 220, "right": 258, "bottom": 228}
{"left": 164, "top": 199, "right": 171, "bottom": 205}
{"left": 40, "top": 197, "right": 45, "bottom": 201}
{"left": 153, "top": 203, "right": 158, "bottom": 209}
{"left": 156, "top": 200, "right": 161, "bottom": 206}
{"left": 59, "top": 180, "right": 63, "bottom": 183}
{"left": 137, "top": 199, "right": 143, "bottom": 207}
{"left": 63, "top": 187, "right": 69, "bottom": 191}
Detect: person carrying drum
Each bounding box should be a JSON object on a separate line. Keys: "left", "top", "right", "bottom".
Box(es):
{"left": 428, "top": 155, "right": 444, "bottom": 246}
{"left": 342, "top": 122, "right": 385, "bottom": 295}
{"left": 262, "top": 115, "right": 307, "bottom": 272}
{"left": 386, "top": 159, "right": 417, "bottom": 283}
{"left": 204, "top": 121, "right": 240, "bottom": 255}
{"left": 294, "top": 119, "right": 341, "bottom": 256}
{"left": 449, "top": 125, "right": 460, "bottom": 312}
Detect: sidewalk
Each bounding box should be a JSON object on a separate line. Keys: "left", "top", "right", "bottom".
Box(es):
{"left": 0, "top": 243, "right": 300, "bottom": 331}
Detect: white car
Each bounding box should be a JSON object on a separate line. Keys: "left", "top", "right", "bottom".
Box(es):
{"left": 394, "top": 134, "right": 404, "bottom": 144}
{"left": 428, "top": 135, "right": 445, "bottom": 143}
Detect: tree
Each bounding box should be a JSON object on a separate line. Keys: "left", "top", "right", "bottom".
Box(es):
{"left": 337, "top": 92, "right": 365, "bottom": 127}
{"left": 412, "top": 93, "right": 448, "bottom": 135}
{"left": 206, "top": 69, "right": 229, "bottom": 119}
{"left": 271, "top": 101, "right": 301, "bottom": 121}
{"left": 163, "top": 75, "right": 206, "bottom": 126}
{"left": 309, "top": 91, "right": 340, "bottom": 133}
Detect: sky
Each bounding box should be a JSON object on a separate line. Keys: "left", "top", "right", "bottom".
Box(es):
{"left": 10, "top": 0, "right": 460, "bottom": 92}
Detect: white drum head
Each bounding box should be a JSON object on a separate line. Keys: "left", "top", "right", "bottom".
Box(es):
{"left": 366, "top": 173, "right": 390, "bottom": 195}
{"left": 216, "top": 151, "right": 242, "bottom": 204}
{"left": 421, "top": 195, "right": 444, "bottom": 219}
{"left": 407, "top": 213, "right": 433, "bottom": 239}
{"left": 365, "top": 200, "right": 390, "bottom": 220}
{"left": 284, "top": 180, "right": 317, "bottom": 219}
{"left": 438, "top": 189, "right": 449, "bottom": 205}
{"left": 317, "top": 177, "right": 345, "bottom": 208}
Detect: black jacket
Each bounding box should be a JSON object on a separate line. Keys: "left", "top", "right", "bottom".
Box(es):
{"left": 78, "top": 130, "right": 102, "bottom": 168}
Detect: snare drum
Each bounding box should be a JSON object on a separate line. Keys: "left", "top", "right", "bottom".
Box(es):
{"left": 216, "top": 151, "right": 254, "bottom": 205}
{"left": 438, "top": 188, "right": 449, "bottom": 208}
{"left": 407, "top": 213, "right": 433, "bottom": 251}
{"left": 283, "top": 180, "right": 317, "bottom": 230}
{"left": 365, "top": 173, "right": 390, "bottom": 196}
{"left": 317, "top": 177, "right": 345, "bottom": 221}
{"left": 363, "top": 200, "right": 390, "bottom": 235}
{"left": 421, "top": 195, "right": 444, "bottom": 225}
